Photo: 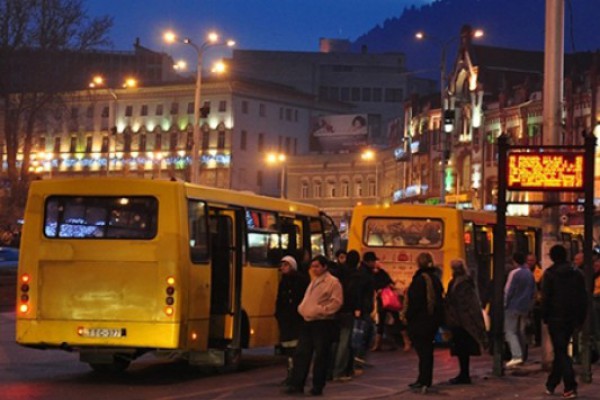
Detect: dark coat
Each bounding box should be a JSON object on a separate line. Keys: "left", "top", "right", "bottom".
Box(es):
{"left": 405, "top": 267, "right": 444, "bottom": 339}
{"left": 342, "top": 266, "right": 375, "bottom": 316}
{"left": 275, "top": 270, "right": 310, "bottom": 342}
{"left": 445, "top": 274, "right": 487, "bottom": 356}
{"left": 542, "top": 261, "right": 587, "bottom": 328}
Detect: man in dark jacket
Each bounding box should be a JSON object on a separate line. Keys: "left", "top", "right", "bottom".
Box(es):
{"left": 542, "top": 245, "right": 587, "bottom": 399}
{"left": 275, "top": 255, "right": 310, "bottom": 386}
{"left": 405, "top": 252, "right": 444, "bottom": 392}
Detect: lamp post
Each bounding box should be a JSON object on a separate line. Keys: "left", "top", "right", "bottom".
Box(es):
{"left": 361, "top": 149, "right": 378, "bottom": 203}
{"left": 416, "top": 27, "right": 483, "bottom": 204}
{"left": 164, "top": 31, "right": 235, "bottom": 184}
{"left": 265, "top": 152, "right": 286, "bottom": 198}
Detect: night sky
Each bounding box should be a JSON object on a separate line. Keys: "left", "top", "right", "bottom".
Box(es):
{"left": 86, "top": 0, "right": 432, "bottom": 68}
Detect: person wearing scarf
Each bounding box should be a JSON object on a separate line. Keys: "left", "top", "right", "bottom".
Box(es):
{"left": 445, "top": 259, "right": 488, "bottom": 384}
{"left": 404, "top": 252, "right": 444, "bottom": 393}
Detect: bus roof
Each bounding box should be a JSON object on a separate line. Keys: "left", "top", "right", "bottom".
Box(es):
{"left": 28, "top": 178, "right": 321, "bottom": 217}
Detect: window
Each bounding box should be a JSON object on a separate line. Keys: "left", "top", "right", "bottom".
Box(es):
{"left": 202, "top": 131, "right": 209, "bottom": 150}
{"left": 351, "top": 87, "right": 360, "bottom": 102}
{"left": 310, "top": 217, "right": 325, "bottom": 256}
{"left": 385, "top": 88, "right": 404, "bottom": 103}
{"left": 188, "top": 200, "right": 209, "bottom": 263}
{"left": 341, "top": 87, "right": 350, "bottom": 101}
{"left": 101, "top": 106, "right": 109, "bottom": 118}
{"left": 170, "top": 102, "right": 179, "bottom": 115}
{"left": 69, "top": 136, "right": 77, "bottom": 153}
{"left": 341, "top": 180, "right": 349, "bottom": 197}
{"left": 242, "top": 100, "right": 249, "bottom": 114}
{"left": 286, "top": 108, "right": 292, "bottom": 121}
{"left": 54, "top": 137, "right": 61, "bottom": 154}
{"left": 125, "top": 105, "right": 133, "bottom": 117}
{"left": 313, "top": 181, "right": 322, "bottom": 198}
{"left": 301, "top": 181, "right": 309, "bottom": 199}
{"left": 85, "top": 136, "right": 92, "bottom": 153}
{"left": 246, "top": 209, "right": 280, "bottom": 266}
{"left": 44, "top": 196, "right": 158, "bottom": 239}
{"left": 218, "top": 100, "right": 227, "bottom": 112}
{"left": 124, "top": 132, "right": 132, "bottom": 153}
{"left": 259, "top": 103, "right": 266, "bottom": 117}
{"left": 362, "top": 88, "right": 372, "bottom": 102}
{"left": 86, "top": 105, "right": 94, "bottom": 118}
{"left": 187, "top": 102, "right": 194, "bottom": 114}
{"left": 363, "top": 217, "right": 443, "bottom": 248}
{"left": 186, "top": 131, "right": 193, "bottom": 150}
{"left": 329, "top": 87, "right": 340, "bottom": 100}
{"left": 240, "top": 130, "right": 247, "bottom": 150}
{"left": 37, "top": 137, "right": 46, "bottom": 152}
{"left": 355, "top": 180, "right": 363, "bottom": 197}
{"left": 140, "top": 134, "right": 147, "bottom": 152}
{"left": 169, "top": 132, "right": 178, "bottom": 151}
{"left": 155, "top": 104, "right": 164, "bottom": 116}
{"left": 373, "top": 88, "right": 382, "bottom": 102}
{"left": 71, "top": 107, "right": 79, "bottom": 119}
{"left": 258, "top": 133, "right": 265, "bottom": 152}
{"left": 326, "top": 180, "right": 336, "bottom": 198}
{"left": 101, "top": 136, "right": 109, "bottom": 153}
{"left": 140, "top": 105, "right": 148, "bottom": 116}
{"left": 217, "top": 131, "right": 226, "bottom": 149}
{"left": 367, "top": 179, "right": 376, "bottom": 197}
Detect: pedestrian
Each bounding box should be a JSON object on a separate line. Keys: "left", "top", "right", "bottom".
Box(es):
{"left": 444, "top": 259, "right": 487, "bottom": 385}
{"left": 275, "top": 255, "right": 310, "bottom": 386}
{"left": 504, "top": 252, "right": 535, "bottom": 368}
{"left": 542, "top": 244, "right": 587, "bottom": 399}
{"left": 571, "top": 252, "right": 585, "bottom": 363}
{"left": 362, "top": 251, "right": 394, "bottom": 351}
{"left": 285, "top": 255, "right": 343, "bottom": 397}
{"left": 405, "top": 252, "right": 444, "bottom": 393}
{"left": 332, "top": 250, "right": 373, "bottom": 381}
{"left": 526, "top": 253, "right": 543, "bottom": 347}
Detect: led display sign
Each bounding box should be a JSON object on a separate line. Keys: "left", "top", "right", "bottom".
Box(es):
{"left": 507, "top": 152, "right": 585, "bottom": 191}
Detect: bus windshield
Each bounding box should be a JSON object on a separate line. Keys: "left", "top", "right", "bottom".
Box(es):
{"left": 363, "top": 217, "right": 443, "bottom": 248}
{"left": 44, "top": 195, "right": 158, "bottom": 239}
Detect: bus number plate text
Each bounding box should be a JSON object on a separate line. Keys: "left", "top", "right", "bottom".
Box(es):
{"left": 82, "top": 328, "right": 123, "bottom": 338}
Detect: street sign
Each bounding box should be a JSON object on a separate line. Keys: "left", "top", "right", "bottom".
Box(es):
{"left": 507, "top": 151, "right": 585, "bottom": 191}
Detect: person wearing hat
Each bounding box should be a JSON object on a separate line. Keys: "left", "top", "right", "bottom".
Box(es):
{"left": 275, "top": 255, "right": 310, "bottom": 386}
{"left": 362, "top": 251, "right": 394, "bottom": 352}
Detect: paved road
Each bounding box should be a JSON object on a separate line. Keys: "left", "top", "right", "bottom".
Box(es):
{"left": 2, "top": 310, "right": 599, "bottom": 399}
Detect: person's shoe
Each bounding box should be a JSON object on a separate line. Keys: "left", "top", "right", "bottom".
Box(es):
{"left": 505, "top": 358, "right": 523, "bottom": 368}
{"left": 448, "top": 376, "right": 472, "bottom": 385}
{"left": 371, "top": 334, "right": 382, "bottom": 351}
{"left": 562, "top": 390, "right": 577, "bottom": 399}
{"left": 309, "top": 387, "right": 323, "bottom": 396}
{"left": 283, "top": 386, "right": 304, "bottom": 395}
{"left": 409, "top": 382, "right": 426, "bottom": 389}
{"left": 333, "top": 375, "right": 352, "bottom": 382}
{"left": 545, "top": 385, "right": 555, "bottom": 395}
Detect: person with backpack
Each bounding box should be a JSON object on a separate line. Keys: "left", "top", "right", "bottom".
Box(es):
{"left": 542, "top": 245, "right": 588, "bottom": 399}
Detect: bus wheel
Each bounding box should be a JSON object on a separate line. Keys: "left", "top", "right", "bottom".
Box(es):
{"left": 88, "top": 357, "right": 130, "bottom": 373}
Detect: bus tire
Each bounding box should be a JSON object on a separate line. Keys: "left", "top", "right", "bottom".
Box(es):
{"left": 88, "top": 357, "right": 130, "bottom": 374}
{"left": 240, "top": 310, "right": 250, "bottom": 349}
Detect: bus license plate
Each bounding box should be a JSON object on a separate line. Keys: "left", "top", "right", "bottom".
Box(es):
{"left": 82, "top": 328, "right": 123, "bottom": 338}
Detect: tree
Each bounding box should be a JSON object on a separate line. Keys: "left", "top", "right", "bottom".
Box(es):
{"left": 0, "top": 0, "right": 112, "bottom": 226}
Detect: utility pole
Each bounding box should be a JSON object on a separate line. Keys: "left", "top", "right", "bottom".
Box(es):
{"left": 541, "top": 0, "right": 563, "bottom": 371}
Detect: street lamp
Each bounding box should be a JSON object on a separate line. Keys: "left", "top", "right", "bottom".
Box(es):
{"left": 416, "top": 26, "right": 484, "bottom": 204}
{"left": 164, "top": 30, "right": 235, "bottom": 184}
{"left": 361, "top": 148, "right": 378, "bottom": 203}
{"left": 265, "top": 152, "right": 286, "bottom": 198}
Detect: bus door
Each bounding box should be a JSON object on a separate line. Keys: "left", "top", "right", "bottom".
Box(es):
{"left": 207, "top": 207, "right": 243, "bottom": 350}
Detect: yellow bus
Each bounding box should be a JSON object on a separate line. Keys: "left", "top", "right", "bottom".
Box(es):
{"left": 347, "top": 204, "right": 541, "bottom": 299}
{"left": 16, "top": 178, "right": 338, "bottom": 372}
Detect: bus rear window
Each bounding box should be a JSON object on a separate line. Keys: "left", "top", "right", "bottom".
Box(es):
{"left": 363, "top": 217, "right": 443, "bottom": 248}
{"left": 44, "top": 196, "right": 158, "bottom": 239}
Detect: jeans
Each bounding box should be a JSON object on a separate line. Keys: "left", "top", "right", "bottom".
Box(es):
{"left": 290, "top": 320, "right": 336, "bottom": 391}
{"left": 332, "top": 312, "right": 354, "bottom": 378}
{"left": 505, "top": 309, "right": 527, "bottom": 359}
{"left": 546, "top": 322, "right": 577, "bottom": 392}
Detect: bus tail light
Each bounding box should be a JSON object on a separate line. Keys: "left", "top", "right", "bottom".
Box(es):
{"left": 165, "top": 276, "right": 175, "bottom": 315}
{"left": 164, "top": 306, "right": 174, "bottom": 316}
{"left": 18, "top": 274, "right": 31, "bottom": 314}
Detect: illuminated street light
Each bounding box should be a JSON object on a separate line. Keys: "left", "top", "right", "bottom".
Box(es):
{"left": 265, "top": 152, "right": 287, "bottom": 198}
{"left": 361, "top": 149, "right": 379, "bottom": 203}
{"left": 415, "top": 26, "right": 484, "bottom": 204}
{"left": 123, "top": 77, "right": 138, "bottom": 88}
{"left": 212, "top": 60, "right": 227, "bottom": 74}
{"left": 88, "top": 75, "right": 104, "bottom": 88}
{"left": 173, "top": 59, "right": 188, "bottom": 71}
{"left": 164, "top": 29, "right": 236, "bottom": 184}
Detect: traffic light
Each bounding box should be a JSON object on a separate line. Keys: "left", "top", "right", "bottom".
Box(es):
{"left": 200, "top": 105, "right": 210, "bottom": 118}
{"left": 443, "top": 109, "right": 454, "bottom": 133}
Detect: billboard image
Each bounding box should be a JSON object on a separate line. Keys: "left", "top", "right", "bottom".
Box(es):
{"left": 310, "top": 114, "right": 368, "bottom": 152}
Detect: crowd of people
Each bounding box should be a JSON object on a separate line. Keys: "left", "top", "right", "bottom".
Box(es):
{"left": 274, "top": 245, "right": 600, "bottom": 398}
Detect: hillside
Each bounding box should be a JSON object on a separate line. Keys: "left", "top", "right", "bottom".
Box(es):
{"left": 352, "top": 0, "right": 600, "bottom": 78}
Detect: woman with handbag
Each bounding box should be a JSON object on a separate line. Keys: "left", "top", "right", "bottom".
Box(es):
{"left": 445, "top": 259, "right": 488, "bottom": 385}
{"left": 362, "top": 252, "right": 394, "bottom": 351}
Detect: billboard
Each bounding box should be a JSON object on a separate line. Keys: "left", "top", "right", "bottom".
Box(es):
{"left": 310, "top": 114, "right": 368, "bottom": 152}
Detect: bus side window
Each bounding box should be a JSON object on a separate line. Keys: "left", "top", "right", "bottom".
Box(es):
{"left": 188, "top": 200, "right": 209, "bottom": 263}
{"left": 280, "top": 217, "right": 301, "bottom": 256}
{"left": 310, "top": 217, "right": 325, "bottom": 256}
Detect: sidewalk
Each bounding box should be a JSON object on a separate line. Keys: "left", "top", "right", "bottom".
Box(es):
{"left": 315, "top": 345, "right": 600, "bottom": 399}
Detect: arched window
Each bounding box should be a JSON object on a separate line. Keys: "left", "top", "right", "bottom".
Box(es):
{"left": 354, "top": 180, "right": 363, "bottom": 197}
{"left": 313, "top": 180, "right": 322, "bottom": 198}
{"left": 326, "top": 179, "right": 336, "bottom": 198}
{"left": 341, "top": 180, "right": 349, "bottom": 197}
{"left": 301, "top": 181, "right": 309, "bottom": 199}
